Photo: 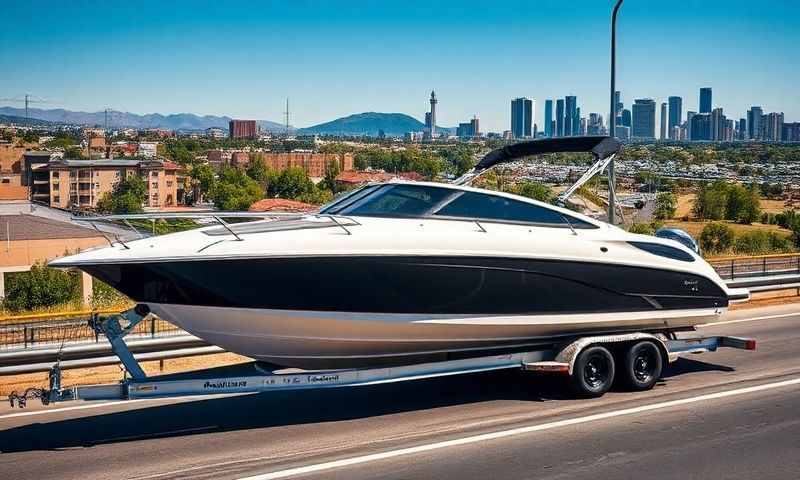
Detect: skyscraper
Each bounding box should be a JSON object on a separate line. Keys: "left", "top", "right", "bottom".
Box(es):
{"left": 574, "top": 107, "right": 581, "bottom": 136}
{"left": 429, "top": 90, "right": 437, "bottom": 139}
{"left": 229, "top": 120, "right": 258, "bottom": 139}
{"left": 564, "top": 96, "right": 577, "bottom": 136}
{"left": 699, "top": 87, "right": 712, "bottom": 114}
{"left": 690, "top": 113, "right": 711, "bottom": 141}
{"left": 510, "top": 97, "right": 533, "bottom": 138}
{"left": 660, "top": 102, "right": 667, "bottom": 140}
{"left": 544, "top": 100, "right": 553, "bottom": 137}
{"left": 686, "top": 111, "right": 696, "bottom": 140}
{"left": 747, "top": 106, "right": 763, "bottom": 140}
{"left": 555, "top": 99, "right": 565, "bottom": 137}
{"left": 668, "top": 96, "right": 682, "bottom": 139}
{"left": 711, "top": 108, "right": 726, "bottom": 141}
{"left": 631, "top": 99, "right": 656, "bottom": 139}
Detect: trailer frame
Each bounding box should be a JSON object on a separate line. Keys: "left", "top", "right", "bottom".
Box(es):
{"left": 8, "top": 308, "right": 756, "bottom": 408}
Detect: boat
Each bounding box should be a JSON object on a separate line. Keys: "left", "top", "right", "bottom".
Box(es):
{"left": 50, "top": 136, "right": 747, "bottom": 369}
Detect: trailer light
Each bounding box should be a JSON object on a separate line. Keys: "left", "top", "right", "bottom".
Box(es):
{"left": 745, "top": 339, "right": 757, "bottom": 351}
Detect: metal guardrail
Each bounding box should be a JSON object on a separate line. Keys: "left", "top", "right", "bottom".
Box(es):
{"left": 709, "top": 253, "right": 800, "bottom": 280}
{"left": 0, "top": 314, "right": 184, "bottom": 350}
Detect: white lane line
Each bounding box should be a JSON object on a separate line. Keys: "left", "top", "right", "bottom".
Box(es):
{"left": 238, "top": 377, "right": 800, "bottom": 480}
{"left": 700, "top": 311, "right": 800, "bottom": 327}
{"left": 0, "top": 399, "right": 149, "bottom": 420}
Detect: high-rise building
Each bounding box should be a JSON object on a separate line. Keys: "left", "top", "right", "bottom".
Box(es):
{"left": 699, "top": 87, "right": 712, "bottom": 114}
{"left": 544, "top": 100, "right": 553, "bottom": 137}
{"left": 631, "top": 99, "right": 656, "bottom": 139}
{"left": 686, "top": 111, "right": 696, "bottom": 140}
{"left": 587, "top": 113, "right": 603, "bottom": 135}
{"left": 747, "top": 106, "right": 763, "bottom": 140}
{"left": 660, "top": 102, "right": 667, "bottom": 140}
{"left": 229, "top": 120, "right": 258, "bottom": 139}
{"left": 668, "top": 96, "right": 682, "bottom": 139}
{"left": 617, "top": 109, "right": 631, "bottom": 128}
{"left": 763, "top": 112, "right": 784, "bottom": 142}
{"left": 564, "top": 96, "right": 577, "bottom": 136}
{"left": 555, "top": 99, "right": 565, "bottom": 137}
{"left": 690, "top": 113, "right": 711, "bottom": 141}
{"left": 614, "top": 91, "right": 623, "bottom": 117}
{"left": 470, "top": 116, "right": 480, "bottom": 137}
{"left": 428, "top": 90, "right": 437, "bottom": 139}
{"left": 711, "top": 108, "right": 726, "bottom": 141}
{"left": 510, "top": 97, "right": 533, "bottom": 138}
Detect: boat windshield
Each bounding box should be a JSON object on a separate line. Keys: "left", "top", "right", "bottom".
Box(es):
{"left": 322, "top": 184, "right": 597, "bottom": 229}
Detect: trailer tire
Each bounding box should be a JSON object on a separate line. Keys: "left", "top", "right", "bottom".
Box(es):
{"left": 621, "top": 341, "right": 662, "bottom": 391}
{"left": 570, "top": 345, "right": 615, "bottom": 397}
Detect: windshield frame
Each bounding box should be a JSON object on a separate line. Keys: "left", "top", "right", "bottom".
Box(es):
{"left": 322, "top": 183, "right": 598, "bottom": 229}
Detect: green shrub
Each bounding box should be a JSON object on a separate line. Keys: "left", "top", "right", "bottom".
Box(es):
{"left": 628, "top": 223, "right": 655, "bottom": 235}
{"left": 2, "top": 263, "right": 81, "bottom": 312}
{"left": 699, "top": 222, "right": 735, "bottom": 254}
{"left": 733, "top": 231, "right": 793, "bottom": 255}
{"left": 91, "top": 279, "right": 131, "bottom": 310}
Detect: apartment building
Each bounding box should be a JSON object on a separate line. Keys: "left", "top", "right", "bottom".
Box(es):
{"left": 47, "top": 158, "right": 184, "bottom": 210}
{"left": 260, "top": 153, "right": 354, "bottom": 178}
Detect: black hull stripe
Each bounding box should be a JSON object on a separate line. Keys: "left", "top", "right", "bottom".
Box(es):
{"left": 82, "top": 256, "right": 728, "bottom": 315}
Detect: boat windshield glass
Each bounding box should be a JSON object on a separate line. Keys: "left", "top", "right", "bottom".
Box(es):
{"left": 320, "top": 184, "right": 382, "bottom": 214}
{"left": 324, "top": 184, "right": 597, "bottom": 228}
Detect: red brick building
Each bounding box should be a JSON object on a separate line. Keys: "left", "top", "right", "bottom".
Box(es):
{"left": 229, "top": 120, "right": 258, "bottom": 139}
{"left": 261, "top": 153, "right": 354, "bottom": 178}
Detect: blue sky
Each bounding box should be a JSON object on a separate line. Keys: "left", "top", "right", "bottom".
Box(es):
{"left": 1, "top": 0, "right": 798, "bottom": 132}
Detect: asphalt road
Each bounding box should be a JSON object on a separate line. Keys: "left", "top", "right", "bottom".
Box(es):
{"left": 1, "top": 303, "right": 799, "bottom": 480}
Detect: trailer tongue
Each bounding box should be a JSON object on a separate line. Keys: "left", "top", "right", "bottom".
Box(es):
{"left": 9, "top": 307, "right": 756, "bottom": 408}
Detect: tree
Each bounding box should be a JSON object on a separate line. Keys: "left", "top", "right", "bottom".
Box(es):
{"left": 319, "top": 159, "right": 341, "bottom": 194}
{"left": 699, "top": 222, "right": 735, "bottom": 254}
{"left": 189, "top": 163, "right": 216, "bottom": 203}
{"left": 64, "top": 146, "right": 86, "bottom": 159}
{"left": 245, "top": 155, "right": 270, "bottom": 185}
{"left": 508, "top": 181, "right": 553, "bottom": 203}
{"left": 212, "top": 167, "right": 263, "bottom": 211}
{"left": 628, "top": 223, "right": 655, "bottom": 235}
{"left": 96, "top": 175, "right": 147, "bottom": 214}
{"left": 2, "top": 263, "right": 80, "bottom": 312}
{"left": 267, "top": 166, "right": 314, "bottom": 199}
{"left": 692, "top": 181, "right": 728, "bottom": 220}
{"left": 653, "top": 192, "right": 677, "bottom": 220}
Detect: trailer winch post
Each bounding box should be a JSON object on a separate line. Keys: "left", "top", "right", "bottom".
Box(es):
{"left": 89, "top": 306, "right": 150, "bottom": 381}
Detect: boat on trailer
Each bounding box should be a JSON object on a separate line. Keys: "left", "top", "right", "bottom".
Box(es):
{"left": 49, "top": 136, "right": 748, "bottom": 370}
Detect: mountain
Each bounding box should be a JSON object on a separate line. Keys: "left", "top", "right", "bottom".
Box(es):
{"left": 0, "top": 106, "right": 289, "bottom": 132}
{"left": 0, "top": 113, "right": 54, "bottom": 126}
{"left": 299, "top": 112, "right": 454, "bottom": 137}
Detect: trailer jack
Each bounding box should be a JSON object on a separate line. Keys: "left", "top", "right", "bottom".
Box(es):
{"left": 8, "top": 306, "right": 151, "bottom": 408}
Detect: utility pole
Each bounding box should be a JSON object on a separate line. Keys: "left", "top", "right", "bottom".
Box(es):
{"left": 608, "top": 0, "right": 623, "bottom": 225}
{"left": 24, "top": 94, "right": 29, "bottom": 120}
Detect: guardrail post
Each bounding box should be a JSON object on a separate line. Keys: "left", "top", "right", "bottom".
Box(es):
{"left": 150, "top": 316, "right": 156, "bottom": 338}
{"left": 763, "top": 257, "right": 767, "bottom": 276}
{"left": 730, "top": 259, "right": 735, "bottom": 280}
{"left": 24, "top": 326, "right": 28, "bottom": 348}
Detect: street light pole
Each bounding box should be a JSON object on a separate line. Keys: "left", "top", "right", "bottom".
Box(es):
{"left": 608, "top": 0, "right": 623, "bottom": 225}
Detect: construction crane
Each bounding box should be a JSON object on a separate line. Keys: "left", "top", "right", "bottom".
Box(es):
{"left": 0, "top": 94, "right": 57, "bottom": 121}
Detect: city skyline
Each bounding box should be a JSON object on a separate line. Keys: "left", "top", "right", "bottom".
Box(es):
{"left": 1, "top": 1, "right": 798, "bottom": 132}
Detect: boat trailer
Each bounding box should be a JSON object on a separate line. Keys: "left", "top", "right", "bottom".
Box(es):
{"left": 8, "top": 307, "right": 756, "bottom": 408}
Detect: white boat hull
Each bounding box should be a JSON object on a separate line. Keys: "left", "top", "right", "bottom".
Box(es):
{"left": 150, "top": 303, "right": 723, "bottom": 368}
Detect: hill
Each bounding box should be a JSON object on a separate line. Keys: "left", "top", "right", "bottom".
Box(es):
{"left": 299, "top": 112, "right": 453, "bottom": 137}
{"left": 0, "top": 106, "right": 288, "bottom": 132}
{"left": 0, "top": 113, "right": 54, "bottom": 126}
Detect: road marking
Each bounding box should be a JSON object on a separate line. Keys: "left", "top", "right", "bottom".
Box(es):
{"left": 238, "top": 377, "right": 800, "bottom": 480}
{"left": 700, "top": 311, "right": 800, "bottom": 327}
{"left": 0, "top": 399, "right": 149, "bottom": 420}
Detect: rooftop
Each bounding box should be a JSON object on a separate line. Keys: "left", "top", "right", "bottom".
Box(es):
{"left": 0, "top": 214, "right": 104, "bottom": 241}
{"left": 248, "top": 198, "right": 316, "bottom": 213}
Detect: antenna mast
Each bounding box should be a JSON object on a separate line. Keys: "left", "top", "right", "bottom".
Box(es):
{"left": 284, "top": 98, "right": 290, "bottom": 137}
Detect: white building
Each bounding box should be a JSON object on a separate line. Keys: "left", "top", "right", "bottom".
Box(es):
{"left": 138, "top": 141, "right": 158, "bottom": 158}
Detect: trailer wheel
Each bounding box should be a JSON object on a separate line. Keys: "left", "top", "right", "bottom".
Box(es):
{"left": 621, "top": 341, "right": 663, "bottom": 391}
{"left": 570, "top": 345, "right": 615, "bottom": 397}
